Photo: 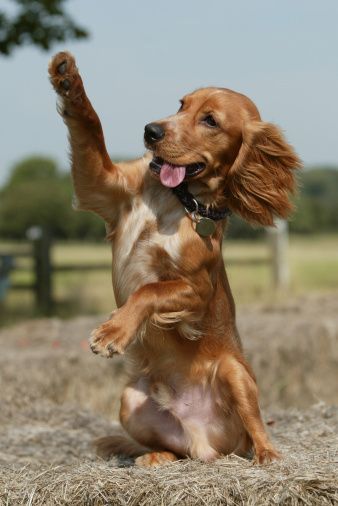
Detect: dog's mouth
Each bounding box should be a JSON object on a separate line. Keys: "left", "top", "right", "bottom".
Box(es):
{"left": 149, "top": 157, "right": 206, "bottom": 188}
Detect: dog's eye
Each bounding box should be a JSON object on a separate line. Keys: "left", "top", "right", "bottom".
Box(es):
{"left": 178, "top": 100, "right": 184, "bottom": 112}
{"left": 202, "top": 114, "right": 218, "bottom": 128}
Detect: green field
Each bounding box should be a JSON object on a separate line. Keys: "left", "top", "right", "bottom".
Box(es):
{"left": 1, "top": 234, "right": 337, "bottom": 325}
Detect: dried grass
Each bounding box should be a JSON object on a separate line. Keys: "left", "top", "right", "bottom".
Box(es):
{"left": 0, "top": 402, "right": 337, "bottom": 505}
{"left": 0, "top": 293, "right": 337, "bottom": 505}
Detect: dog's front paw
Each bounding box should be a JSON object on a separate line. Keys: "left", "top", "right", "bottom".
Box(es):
{"left": 48, "top": 51, "right": 83, "bottom": 100}
{"left": 89, "top": 312, "right": 136, "bottom": 358}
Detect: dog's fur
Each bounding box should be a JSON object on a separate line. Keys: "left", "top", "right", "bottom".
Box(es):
{"left": 49, "top": 52, "right": 301, "bottom": 467}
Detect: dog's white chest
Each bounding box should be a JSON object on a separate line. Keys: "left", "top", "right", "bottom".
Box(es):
{"left": 111, "top": 193, "right": 184, "bottom": 305}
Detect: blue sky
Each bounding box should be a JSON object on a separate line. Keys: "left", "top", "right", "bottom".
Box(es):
{"left": 0, "top": 0, "right": 337, "bottom": 184}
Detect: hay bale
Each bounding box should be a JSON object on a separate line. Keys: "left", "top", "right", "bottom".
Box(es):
{"left": 0, "top": 401, "right": 337, "bottom": 505}
{"left": 0, "top": 292, "right": 337, "bottom": 504}
{"left": 1, "top": 291, "right": 337, "bottom": 414}
{"left": 238, "top": 292, "right": 338, "bottom": 408}
{"left": 0, "top": 316, "right": 126, "bottom": 418}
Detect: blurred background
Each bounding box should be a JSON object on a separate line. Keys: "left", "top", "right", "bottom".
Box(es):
{"left": 0, "top": 0, "right": 337, "bottom": 324}
{"left": 0, "top": 3, "right": 337, "bottom": 481}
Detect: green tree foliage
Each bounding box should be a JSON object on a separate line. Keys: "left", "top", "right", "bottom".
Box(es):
{"left": 0, "top": 0, "right": 88, "bottom": 56}
{"left": 290, "top": 167, "right": 338, "bottom": 234}
{"left": 0, "top": 157, "right": 337, "bottom": 240}
{"left": 0, "top": 156, "right": 104, "bottom": 239}
{"left": 5, "top": 156, "right": 59, "bottom": 187}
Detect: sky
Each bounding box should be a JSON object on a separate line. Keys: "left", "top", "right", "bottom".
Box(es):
{"left": 0, "top": 0, "right": 337, "bottom": 184}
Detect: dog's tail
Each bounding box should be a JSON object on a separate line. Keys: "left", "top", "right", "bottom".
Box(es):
{"left": 94, "top": 426, "right": 150, "bottom": 459}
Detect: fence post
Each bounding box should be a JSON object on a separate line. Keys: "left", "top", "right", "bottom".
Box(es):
{"left": 0, "top": 255, "right": 14, "bottom": 302}
{"left": 267, "top": 218, "right": 290, "bottom": 290}
{"left": 27, "top": 226, "right": 53, "bottom": 314}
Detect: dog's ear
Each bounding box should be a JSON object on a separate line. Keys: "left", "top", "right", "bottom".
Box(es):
{"left": 226, "top": 121, "right": 302, "bottom": 226}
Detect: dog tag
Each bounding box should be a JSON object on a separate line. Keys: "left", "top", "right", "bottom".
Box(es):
{"left": 195, "top": 217, "right": 216, "bottom": 237}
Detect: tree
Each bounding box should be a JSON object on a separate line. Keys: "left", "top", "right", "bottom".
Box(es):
{"left": 5, "top": 156, "right": 59, "bottom": 187}
{"left": 290, "top": 167, "right": 338, "bottom": 234}
{"left": 0, "top": 156, "right": 105, "bottom": 239}
{"left": 0, "top": 0, "right": 88, "bottom": 56}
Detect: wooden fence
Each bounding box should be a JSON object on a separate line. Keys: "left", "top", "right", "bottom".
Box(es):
{"left": 0, "top": 223, "right": 289, "bottom": 315}
{"left": 0, "top": 227, "right": 111, "bottom": 315}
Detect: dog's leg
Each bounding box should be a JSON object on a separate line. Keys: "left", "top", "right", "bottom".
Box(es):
{"left": 218, "top": 355, "right": 280, "bottom": 464}
{"left": 118, "top": 380, "right": 186, "bottom": 466}
{"left": 90, "top": 278, "right": 210, "bottom": 356}
{"left": 48, "top": 52, "right": 141, "bottom": 222}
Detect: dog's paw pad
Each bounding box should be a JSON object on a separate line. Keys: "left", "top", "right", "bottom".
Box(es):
{"left": 60, "top": 79, "right": 71, "bottom": 91}
{"left": 57, "top": 60, "right": 67, "bottom": 75}
{"left": 49, "top": 52, "right": 80, "bottom": 98}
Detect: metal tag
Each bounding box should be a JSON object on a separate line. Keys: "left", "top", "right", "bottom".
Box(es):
{"left": 195, "top": 217, "right": 216, "bottom": 237}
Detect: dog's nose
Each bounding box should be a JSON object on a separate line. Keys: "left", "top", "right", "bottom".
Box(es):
{"left": 144, "top": 123, "right": 165, "bottom": 144}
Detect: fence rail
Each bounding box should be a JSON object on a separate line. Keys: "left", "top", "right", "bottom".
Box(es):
{"left": 0, "top": 223, "right": 289, "bottom": 315}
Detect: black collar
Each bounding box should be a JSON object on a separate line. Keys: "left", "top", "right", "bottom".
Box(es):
{"left": 172, "top": 182, "right": 231, "bottom": 221}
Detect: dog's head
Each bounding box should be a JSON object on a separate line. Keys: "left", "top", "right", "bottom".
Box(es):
{"left": 144, "top": 87, "right": 301, "bottom": 226}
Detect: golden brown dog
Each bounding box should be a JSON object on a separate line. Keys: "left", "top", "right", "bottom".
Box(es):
{"left": 49, "top": 52, "right": 301, "bottom": 467}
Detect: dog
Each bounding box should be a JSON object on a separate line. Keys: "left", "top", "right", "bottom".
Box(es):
{"left": 49, "top": 52, "right": 301, "bottom": 467}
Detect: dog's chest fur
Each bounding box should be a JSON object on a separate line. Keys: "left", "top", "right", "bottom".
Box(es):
{"left": 111, "top": 185, "right": 186, "bottom": 306}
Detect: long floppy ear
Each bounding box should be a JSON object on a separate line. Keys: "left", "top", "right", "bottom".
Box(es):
{"left": 226, "top": 121, "right": 302, "bottom": 226}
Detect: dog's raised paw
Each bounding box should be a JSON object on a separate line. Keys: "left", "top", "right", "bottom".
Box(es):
{"left": 48, "top": 52, "right": 81, "bottom": 99}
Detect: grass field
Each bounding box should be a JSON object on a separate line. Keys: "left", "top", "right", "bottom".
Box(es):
{"left": 1, "top": 233, "right": 338, "bottom": 324}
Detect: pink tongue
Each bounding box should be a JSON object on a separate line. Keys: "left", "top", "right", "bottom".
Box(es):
{"left": 160, "top": 163, "right": 186, "bottom": 187}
